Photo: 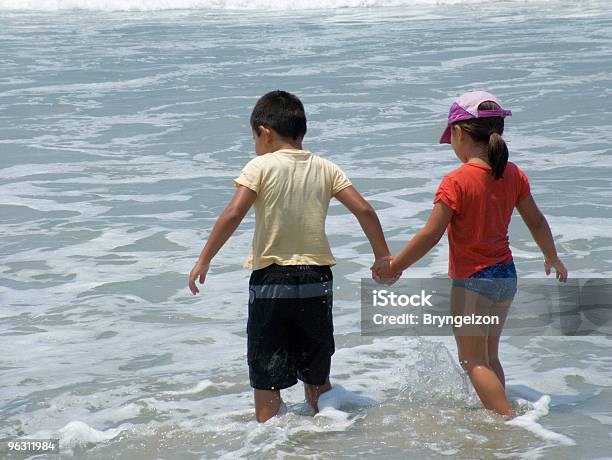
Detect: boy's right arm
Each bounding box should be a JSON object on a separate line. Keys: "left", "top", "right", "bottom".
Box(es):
{"left": 516, "top": 194, "right": 568, "bottom": 282}
{"left": 333, "top": 185, "right": 393, "bottom": 274}
{"left": 188, "top": 185, "right": 257, "bottom": 294}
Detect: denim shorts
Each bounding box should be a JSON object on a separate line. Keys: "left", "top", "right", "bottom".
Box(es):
{"left": 452, "top": 261, "right": 517, "bottom": 302}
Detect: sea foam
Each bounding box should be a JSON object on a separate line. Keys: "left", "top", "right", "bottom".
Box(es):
{"left": 507, "top": 396, "right": 576, "bottom": 446}
{"left": 0, "top": 0, "right": 561, "bottom": 11}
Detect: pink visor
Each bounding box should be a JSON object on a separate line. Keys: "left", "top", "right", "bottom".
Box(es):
{"left": 439, "top": 91, "right": 512, "bottom": 144}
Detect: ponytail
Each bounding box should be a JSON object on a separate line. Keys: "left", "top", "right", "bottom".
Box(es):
{"left": 456, "top": 100, "right": 509, "bottom": 180}
{"left": 488, "top": 132, "right": 508, "bottom": 180}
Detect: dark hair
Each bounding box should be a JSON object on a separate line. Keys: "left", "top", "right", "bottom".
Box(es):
{"left": 250, "top": 90, "right": 307, "bottom": 140}
{"left": 454, "top": 101, "right": 509, "bottom": 180}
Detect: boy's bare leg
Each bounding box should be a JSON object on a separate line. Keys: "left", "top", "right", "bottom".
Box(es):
{"left": 254, "top": 389, "right": 282, "bottom": 423}
{"left": 304, "top": 378, "right": 332, "bottom": 413}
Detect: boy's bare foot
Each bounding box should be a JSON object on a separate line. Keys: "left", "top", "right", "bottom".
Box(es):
{"left": 254, "top": 389, "right": 282, "bottom": 423}
{"left": 304, "top": 379, "right": 332, "bottom": 413}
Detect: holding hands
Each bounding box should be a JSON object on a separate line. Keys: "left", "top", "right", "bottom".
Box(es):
{"left": 371, "top": 256, "right": 402, "bottom": 285}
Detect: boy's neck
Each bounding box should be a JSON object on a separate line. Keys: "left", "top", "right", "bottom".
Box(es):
{"left": 256, "top": 132, "right": 304, "bottom": 156}
{"left": 273, "top": 139, "right": 303, "bottom": 151}
{"left": 260, "top": 141, "right": 304, "bottom": 155}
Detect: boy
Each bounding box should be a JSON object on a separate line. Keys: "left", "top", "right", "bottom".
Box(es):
{"left": 188, "top": 90, "right": 393, "bottom": 422}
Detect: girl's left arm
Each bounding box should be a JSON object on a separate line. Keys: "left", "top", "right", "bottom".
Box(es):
{"left": 379, "top": 201, "right": 453, "bottom": 277}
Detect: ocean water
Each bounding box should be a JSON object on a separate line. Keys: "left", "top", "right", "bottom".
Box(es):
{"left": 1, "top": 0, "right": 612, "bottom": 458}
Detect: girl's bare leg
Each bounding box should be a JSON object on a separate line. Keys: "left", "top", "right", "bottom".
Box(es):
{"left": 451, "top": 285, "right": 514, "bottom": 419}
{"left": 487, "top": 299, "right": 512, "bottom": 389}
{"left": 487, "top": 335, "right": 506, "bottom": 388}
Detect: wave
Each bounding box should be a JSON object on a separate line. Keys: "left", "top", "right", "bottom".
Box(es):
{"left": 0, "top": 0, "right": 563, "bottom": 12}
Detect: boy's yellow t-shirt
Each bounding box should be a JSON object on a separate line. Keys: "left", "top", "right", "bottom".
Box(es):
{"left": 234, "top": 148, "right": 352, "bottom": 270}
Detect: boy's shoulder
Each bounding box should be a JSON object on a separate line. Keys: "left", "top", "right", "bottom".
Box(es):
{"left": 239, "top": 153, "right": 284, "bottom": 176}
{"left": 242, "top": 153, "right": 274, "bottom": 168}
{"left": 310, "top": 152, "right": 339, "bottom": 167}
{"left": 306, "top": 152, "right": 348, "bottom": 172}
{"left": 242, "top": 150, "right": 342, "bottom": 170}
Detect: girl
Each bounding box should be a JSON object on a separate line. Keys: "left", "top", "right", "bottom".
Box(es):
{"left": 374, "top": 91, "right": 568, "bottom": 418}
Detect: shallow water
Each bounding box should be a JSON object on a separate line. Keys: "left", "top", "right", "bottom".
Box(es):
{"left": 1, "top": 1, "right": 612, "bottom": 458}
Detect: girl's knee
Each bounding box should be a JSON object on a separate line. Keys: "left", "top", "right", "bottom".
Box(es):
{"left": 459, "top": 357, "right": 488, "bottom": 373}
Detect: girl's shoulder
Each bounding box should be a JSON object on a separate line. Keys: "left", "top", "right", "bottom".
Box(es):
{"left": 441, "top": 161, "right": 529, "bottom": 190}
{"left": 505, "top": 161, "right": 520, "bottom": 171}
{"left": 441, "top": 161, "right": 528, "bottom": 184}
{"left": 504, "top": 161, "right": 529, "bottom": 180}
{"left": 446, "top": 162, "right": 489, "bottom": 179}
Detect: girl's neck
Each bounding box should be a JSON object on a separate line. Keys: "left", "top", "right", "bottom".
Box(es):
{"left": 464, "top": 144, "right": 489, "bottom": 167}
{"left": 466, "top": 156, "right": 490, "bottom": 167}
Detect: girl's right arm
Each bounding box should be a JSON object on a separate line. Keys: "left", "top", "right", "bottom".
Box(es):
{"left": 516, "top": 194, "right": 568, "bottom": 282}
{"left": 386, "top": 201, "right": 453, "bottom": 275}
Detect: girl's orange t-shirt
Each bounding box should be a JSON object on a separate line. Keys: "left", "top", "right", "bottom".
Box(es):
{"left": 433, "top": 161, "right": 531, "bottom": 279}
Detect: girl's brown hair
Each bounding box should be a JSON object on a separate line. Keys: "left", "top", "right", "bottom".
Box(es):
{"left": 454, "top": 101, "right": 508, "bottom": 180}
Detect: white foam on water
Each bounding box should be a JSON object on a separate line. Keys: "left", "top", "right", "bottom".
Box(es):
{"left": 162, "top": 379, "right": 230, "bottom": 395}
{"left": 0, "top": 163, "right": 87, "bottom": 180}
{"left": 2, "top": 2, "right": 612, "bottom": 458}
{"left": 507, "top": 396, "right": 576, "bottom": 446}
{"left": 206, "top": 388, "right": 371, "bottom": 459}
{"left": 27, "top": 420, "right": 137, "bottom": 450}
{"left": 87, "top": 403, "right": 143, "bottom": 423}
{"left": 314, "top": 384, "right": 377, "bottom": 428}
{"left": 318, "top": 383, "right": 377, "bottom": 410}
{"left": 0, "top": 0, "right": 568, "bottom": 11}
{"left": 590, "top": 414, "right": 612, "bottom": 426}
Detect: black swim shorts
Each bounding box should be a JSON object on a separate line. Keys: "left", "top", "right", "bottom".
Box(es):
{"left": 247, "top": 263, "right": 334, "bottom": 391}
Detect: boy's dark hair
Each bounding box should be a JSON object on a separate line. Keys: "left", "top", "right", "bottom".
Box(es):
{"left": 455, "top": 101, "right": 508, "bottom": 180}
{"left": 250, "top": 90, "right": 307, "bottom": 140}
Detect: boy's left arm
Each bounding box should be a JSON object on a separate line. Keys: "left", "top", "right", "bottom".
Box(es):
{"left": 334, "top": 185, "right": 391, "bottom": 261}
{"left": 333, "top": 186, "right": 400, "bottom": 283}
{"left": 376, "top": 201, "right": 453, "bottom": 277}
{"left": 188, "top": 185, "right": 257, "bottom": 295}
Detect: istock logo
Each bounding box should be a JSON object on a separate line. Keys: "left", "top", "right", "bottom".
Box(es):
{"left": 372, "top": 289, "right": 434, "bottom": 307}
